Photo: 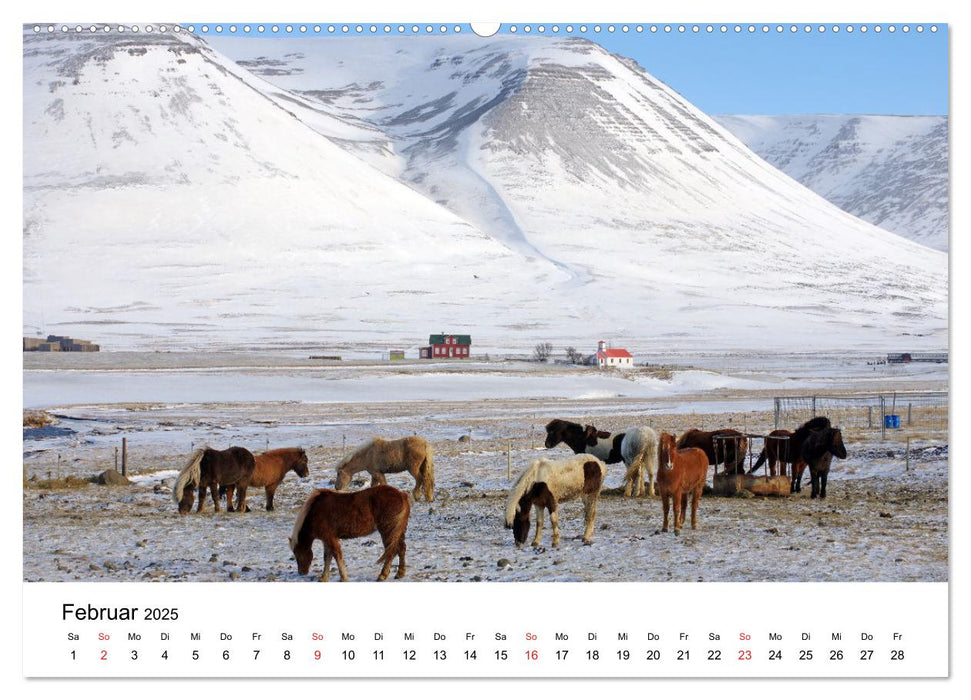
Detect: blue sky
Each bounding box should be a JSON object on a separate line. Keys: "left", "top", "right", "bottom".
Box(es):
{"left": 586, "top": 23, "right": 948, "bottom": 115}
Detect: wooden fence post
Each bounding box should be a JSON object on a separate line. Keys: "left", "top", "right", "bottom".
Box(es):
{"left": 121, "top": 438, "right": 127, "bottom": 477}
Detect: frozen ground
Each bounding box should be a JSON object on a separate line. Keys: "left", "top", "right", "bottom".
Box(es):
{"left": 22, "top": 353, "right": 948, "bottom": 583}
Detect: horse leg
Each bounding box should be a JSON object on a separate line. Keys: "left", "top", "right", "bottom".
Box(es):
{"left": 679, "top": 492, "right": 689, "bottom": 528}
{"left": 662, "top": 495, "right": 670, "bottom": 532}
{"left": 370, "top": 470, "right": 387, "bottom": 487}
{"left": 265, "top": 484, "right": 277, "bottom": 511}
{"left": 395, "top": 540, "right": 407, "bottom": 579}
{"left": 820, "top": 471, "right": 828, "bottom": 499}
{"left": 582, "top": 494, "right": 597, "bottom": 545}
{"left": 549, "top": 504, "right": 561, "bottom": 548}
{"left": 691, "top": 487, "right": 701, "bottom": 530}
{"left": 377, "top": 528, "right": 395, "bottom": 581}
{"left": 532, "top": 504, "right": 544, "bottom": 547}
{"left": 321, "top": 546, "right": 333, "bottom": 582}
{"left": 225, "top": 485, "right": 236, "bottom": 512}
{"left": 196, "top": 484, "right": 207, "bottom": 513}
{"left": 411, "top": 472, "right": 422, "bottom": 502}
{"left": 810, "top": 469, "right": 819, "bottom": 499}
{"left": 236, "top": 486, "right": 249, "bottom": 514}
{"left": 672, "top": 489, "right": 683, "bottom": 534}
{"left": 333, "top": 541, "right": 349, "bottom": 582}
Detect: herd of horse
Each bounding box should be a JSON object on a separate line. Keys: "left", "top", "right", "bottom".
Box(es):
{"left": 170, "top": 416, "right": 847, "bottom": 581}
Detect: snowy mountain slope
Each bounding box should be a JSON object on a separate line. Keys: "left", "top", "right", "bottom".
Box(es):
{"left": 211, "top": 35, "right": 946, "bottom": 347}
{"left": 23, "top": 30, "right": 947, "bottom": 352}
{"left": 23, "top": 28, "right": 567, "bottom": 350}
{"left": 715, "top": 114, "right": 948, "bottom": 251}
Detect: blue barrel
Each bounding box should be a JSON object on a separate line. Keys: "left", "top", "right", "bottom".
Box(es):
{"left": 884, "top": 414, "right": 900, "bottom": 429}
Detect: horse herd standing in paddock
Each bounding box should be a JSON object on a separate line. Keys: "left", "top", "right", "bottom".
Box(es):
{"left": 169, "top": 416, "right": 847, "bottom": 581}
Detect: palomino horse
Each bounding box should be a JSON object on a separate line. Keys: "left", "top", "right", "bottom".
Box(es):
{"left": 504, "top": 454, "right": 606, "bottom": 547}
{"left": 223, "top": 447, "right": 310, "bottom": 511}
{"left": 544, "top": 419, "right": 659, "bottom": 498}
{"left": 795, "top": 427, "right": 847, "bottom": 499}
{"left": 334, "top": 436, "right": 435, "bottom": 502}
{"left": 748, "top": 416, "right": 832, "bottom": 479}
{"left": 657, "top": 433, "right": 708, "bottom": 534}
{"left": 289, "top": 485, "right": 410, "bottom": 582}
{"left": 676, "top": 428, "right": 748, "bottom": 474}
{"left": 172, "top": 446, "right": 256, "bottom": 514}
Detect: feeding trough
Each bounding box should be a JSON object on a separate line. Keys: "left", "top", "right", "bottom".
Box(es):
{"left": 711, "top": 432, "right": 791, "bottom": 497}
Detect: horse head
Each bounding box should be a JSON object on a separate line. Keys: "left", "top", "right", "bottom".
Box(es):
{"left": 177, "top": 484, "right": 195, "bottom": 514}
{"left": 511, "top": 495, "right": 533, "bottom": 546}
{"left": 544, "top": 419, "right": 586, "bottom": 452}
{"left": 294, "top": 449, "right": 310, "bottom": 478}
{"left": 831, "top": 428, "right": 847, "bottom": 459}
{"left": 660, "top": 433, "right": 676, "bottom": 470}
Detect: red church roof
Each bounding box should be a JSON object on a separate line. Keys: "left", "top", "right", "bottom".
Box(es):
{"left": 598, "top": 348, "right": 632, "bottom": 359}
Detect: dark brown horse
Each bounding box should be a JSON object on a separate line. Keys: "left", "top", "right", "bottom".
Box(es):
{"left": 222, "top": 447, "right": 310, "bottom": 511}
{"left": 677, "top": 429, "right": 748, "bottom": 474}
{"left": 795, "top": 427, "right": 847, "bottom": 499}
{"left": 657, "top": 433, "right": 708, "bottom": 534}
{"left": 749, "top": 416, "right": 832, "bottom": 482}
{"left": 172, "top": 446, "right": 256, "bottom": 514}
{"left": 289, "top": 485, "right": 410, "bottom": 582}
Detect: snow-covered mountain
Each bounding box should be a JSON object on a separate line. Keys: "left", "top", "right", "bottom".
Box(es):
{"left": 715, "top": 114, "right": 948, "bottom": 251}
{"left": 23, "top": 29, "right": 947, "bottom": 353}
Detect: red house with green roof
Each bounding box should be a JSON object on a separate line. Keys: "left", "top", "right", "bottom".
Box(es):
{"left": 420, "top": 333, "right": 471, "bottom": 359}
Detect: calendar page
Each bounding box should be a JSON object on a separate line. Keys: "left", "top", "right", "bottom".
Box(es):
{"left": 19, "top": 0, "right": 953, "bottom": 687}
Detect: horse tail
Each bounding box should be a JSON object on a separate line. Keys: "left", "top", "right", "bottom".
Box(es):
{"left": 419, "top": 443, "right": 435, "bottom": 500}
{"left": 376, "top": 494, "right": 410, "bottom": 566}
{"left": 172, "top": 449, "right": 205, "bottom": 505}
{"left": 289, "top": 490, "right": 321, "bottom": 552}
{"left": 505, "top": 459, "right": 541, "bottom": 528}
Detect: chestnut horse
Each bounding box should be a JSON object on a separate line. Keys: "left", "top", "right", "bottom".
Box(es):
{"left": 289, "top": 485, "right": 410, "bottom": 582}
{"left": 657, "top": 433, "right": 708, "bottom": 534}
{"left": 676, "top": 428, "right": 748, "bottom": 474}
{"left": 504, "top": 454, "right": 606, "bottom": 547}
{"left": 172, "top": 446, "right": 255, "bottom": 514}
{"left": 223, "top": 447, "right": 310, "bottom": 511}
{"left": 795, "top": 427, "right": 847, "bottom": 499}
{"left": 544, "top": 419, "right": 658, "bottom": 498}
{"left": 334, "top": 436, "right": 434, "bottom": 502}
{"left": 749, "top": 416, "right": 832, "bottom": 480}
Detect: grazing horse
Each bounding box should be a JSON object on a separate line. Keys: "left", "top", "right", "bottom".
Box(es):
{"left": 657, "top": 433, "right": 708, "bottom": 534}
{"left": 172, "top": 446, "right": 256, "bottom": 514}
{"left": 222, "top": 447, "right": 311, "bottom": 512}
{"left": 334, "top": 436, "right": 435, "bottom": 502}
{"left": 677, "top": 429, "right": 748, "bottom": 474}
{"left": 544, "top": 419, "right": 659, "bottom": 498}
{"left": 797, "top": 427, "right": 847, "bottom": 499}
{"left": 504, "top": 454, "right": 606, "bottom": 547}
{"left": 749, "top": 416, "right": 832, "bottom": 482}
{"left": 289, "top": 485, "right": 410, "bottom": 582}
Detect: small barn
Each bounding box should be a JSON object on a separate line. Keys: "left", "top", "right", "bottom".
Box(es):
{"left": 595, "top": 340, "right": 632, "bottom": 368}
{"left": 420, "top": 333, "right": 471, "bottom": 359}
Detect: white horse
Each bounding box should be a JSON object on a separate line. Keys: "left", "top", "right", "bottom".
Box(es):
{"left": 504, "top": 454, "right": 606, "bottom": 548}
{"left": 544, "top": 419, "right": 659, "bottom": 498}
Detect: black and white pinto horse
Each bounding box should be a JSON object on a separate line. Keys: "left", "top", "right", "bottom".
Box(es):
{"left": 504, "top": 454, "right": 607, "bottom": 548}
{"left": 800, "top": 427, "right": 847, "bottom": 499}
{"left": 544, "top": 419, "right": 659, "bottom": 498}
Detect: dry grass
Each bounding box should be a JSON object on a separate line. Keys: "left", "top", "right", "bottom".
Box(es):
{"left": 26, "top": 475, "right": 91, "bottom": 490}
{"left": 23, "top": 410, "right": 54, "bottom": 428}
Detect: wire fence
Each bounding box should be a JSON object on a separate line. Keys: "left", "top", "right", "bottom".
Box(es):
{"left": 773, "top": 392, "right": 948, "bottom": 442}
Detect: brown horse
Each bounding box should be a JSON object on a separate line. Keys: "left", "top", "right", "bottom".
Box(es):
{"left": 677, "top": 428, "right": 748, "bottom": 474}
{"left": 289, "top": 485, "right": 410, "bottom": 582}
{"left": 795, "top": 427, "right": 847, "bottom": 499}
{"left": 749, "top": 416, "right": 832, "bottom": 481}
{"left": 657, "top": 433, "right": 708, "bottom": 534}
{"left": 172, "top": 446, "right": 255, "bottom": 514}
{"left": 334, "top": 436, "right": 434, "bottom": 502}
{"left": 223, "top": 447, "right": 310, "bottom": 511}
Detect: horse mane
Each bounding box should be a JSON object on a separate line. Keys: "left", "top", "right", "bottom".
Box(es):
{"left": 795, "top": 416, "right": 831, "bottom": 437}
{"left": 337, "top": 438, "right": 377, "bottom": 469}
{"left": 289, "top": 489, "right": 323, "bottom": 551}
{"left": 172, "top": 448, "right": 206, "bottom": 504}
{"left": 504, "top": 459, "right": 544, "bottom": 527}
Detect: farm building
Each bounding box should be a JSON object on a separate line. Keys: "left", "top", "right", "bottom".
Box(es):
{"left": 420, "top": 333, "right": 471, "bottom": 359}
{"left": 23, "top": 335, "right": 100, "bottom": 352}
{"left": 595, "top": 340, "right": 632, "bottom": 368}
{"left": 888, "top": 352, "right": 948, "bottom": 364}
